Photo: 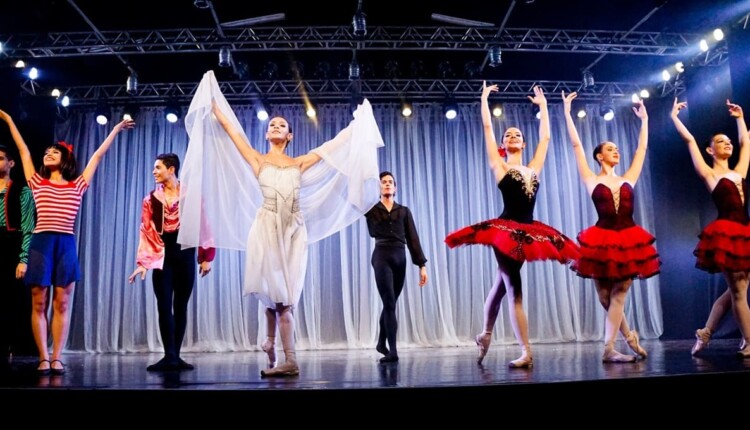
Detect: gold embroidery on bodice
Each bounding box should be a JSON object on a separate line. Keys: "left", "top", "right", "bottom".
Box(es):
{"left": 507, "top": 168, "right": 538, "bottom": 201}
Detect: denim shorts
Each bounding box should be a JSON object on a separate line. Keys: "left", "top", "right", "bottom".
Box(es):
{"left": 25, "top": 232, "right": 80, "bottom": 287}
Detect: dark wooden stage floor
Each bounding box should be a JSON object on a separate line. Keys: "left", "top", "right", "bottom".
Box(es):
{"left": 3, "top": 337, "right": 750, "bottom": 412}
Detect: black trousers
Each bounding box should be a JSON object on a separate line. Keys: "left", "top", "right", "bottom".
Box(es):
{"left": 371, "top": 245, "right": 406, "bottom": 353}
{"left": 152, "top": 232, "right": 196, "bottom": 361}
{"left": 0, "top": 230, "right": 35, "bottom": 359}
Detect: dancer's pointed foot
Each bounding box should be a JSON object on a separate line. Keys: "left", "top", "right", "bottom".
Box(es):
{"left": 376, "top": 343, "right": 389, "bottom": 356}
{"left": 475, "top": 332, "right": 492, "bottom": 365}
{"left": 625, "top": 330, "right": 648, "bottom": 359}
{"left": 691, "top": 328, "right": 711, "bottom": 356}
{"left": 260, "top": 361, "right": 299, "bottom": 377}
{"left": 602, "top": 348, "right": 636, "bottom": 363}
{"left": 262, "top": 337, "right": 276, "bottom": 368}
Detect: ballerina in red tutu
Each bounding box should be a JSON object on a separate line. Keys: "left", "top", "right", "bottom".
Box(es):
{"left": 562, "top": 92, "right": 660, "bottom": 363}
{"left": 445, "top": 81, "right": 580, "bottom": 368}
{"left": 671, "top": 97, "right": 750, "bottom": 358}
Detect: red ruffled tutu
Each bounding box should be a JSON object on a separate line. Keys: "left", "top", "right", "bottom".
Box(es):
{"left": 445, "top": 218, "right": 580, "bottom": 263}
{"left": 694, "top": 219, "right": 750, "bottom": 273}
{"left": 572, "top": 225, "right": 660, "bottom": 282}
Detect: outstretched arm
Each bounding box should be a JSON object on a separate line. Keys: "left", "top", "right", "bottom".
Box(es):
{"left": 670, "top": 98, "right": 713, "bottom": 183}
{"left": 728, "top": 100, "right": 750, "bottom": 178}
{"left": 526, "top": 85, "right": 550, "bottom": 174}
{"left": 480, "top": 81, "right": 506, "bottom": 183}
{"left": 562, "top": 91, "right": 596, "bottom": 187}
{"left": 0, "top": 109, "right": 35, "bottom": 181}
{"left": 622, "top": 100, "right": 649, "bottom": 185}
{"left": 82, "top": 118, "right": 135, "bottom": 184}
{"left": 211, "top": 101, "right": 263, "bottom": 176}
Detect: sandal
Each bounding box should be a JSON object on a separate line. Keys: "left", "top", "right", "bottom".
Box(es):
{"left": 50, "top": 359, "right": 65, "bottom": 375}
{"left": 37, "top": 359, "right": 51, "bottom": 376}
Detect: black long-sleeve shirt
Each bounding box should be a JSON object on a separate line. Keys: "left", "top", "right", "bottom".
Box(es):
{"left": 365, "top": 201, "right": 427, "bottom": 267}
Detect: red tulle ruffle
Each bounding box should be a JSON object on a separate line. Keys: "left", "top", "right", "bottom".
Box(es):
{"left": 571, "top": 225, "right": 660, "bottom": 281}
{"left": 694, "top": 219, "right": 750, "bottom": 273}
{"left": 445, "top": 218, "right": 580, "bottom": 263}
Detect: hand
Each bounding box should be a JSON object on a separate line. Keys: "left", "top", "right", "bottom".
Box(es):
{"left": 528, "top": 85, "right": 547, "bottom": 107}
{"left": 0, "top": 109, "right": 12, "bottom": 123}
{"left": 671, "top": 97, "right": 687, "bottom": 118}
{"left": 632, "top": 99, "right": 648, "bottom": 120}
{"left": 562, "top": 91, "right": 577, "bottom": 115}
{"left": 128, "top": 266, "right": 148, "bottom": 284}
{"left": 199, "top": 261, "right": 212, "bottom": 277}
{"left": 116, "top": 118, "right": 136, "bottom": 131}
{"left": 727, "top": 99, "right": 744, "bottom": 119}
{"left": 419, "top": 266, "right": 428, "bottom": 287}
{"left": 15, "top": 262, "right": 27, "bottom": 280}
{"left": 481, "top": 80, "right": 498, "bottom": 100}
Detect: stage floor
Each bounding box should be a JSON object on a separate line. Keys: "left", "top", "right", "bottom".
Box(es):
{"left": 3, "top": 337, "right": 750, "bottom": 408}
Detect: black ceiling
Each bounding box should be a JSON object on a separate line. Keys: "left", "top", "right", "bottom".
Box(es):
{"left": 1, "top": 0, "right": 748, "bottom": 103}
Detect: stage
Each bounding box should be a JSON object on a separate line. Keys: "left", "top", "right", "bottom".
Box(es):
{"left": 2, "top": 337, "right": 749, "bottom": 409}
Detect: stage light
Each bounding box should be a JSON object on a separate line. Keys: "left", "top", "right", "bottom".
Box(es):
{"left": 488, "top": 46, "right": 502, "bottom": 68}
{"left": 349, "top": 51, "right": 360, "bottom": 80}
{"left": 599, "top": 104, "right": 614, "bottom": 121}
{"left": 255, "top": 100, "right": 269, "bottom": 121}
{"left": 126, "top": 72, "right": 138, "bottom": 95}
{"left": 51, "top": 88, "right": 61, "bottom": 98}
{"left": 95, "top": 101, "right": 109, "bottom": 125}
{"left": 535, "top": 107, "right": 542, "bottom": 120}
{"left": 401, "top": 102, "right": 413, "bottom": 118}
{"left": 165, "top": 101, "right": 181, "bottom": 123}
{"left": 352, "top": 0, "right": 367, "bottom": 37}
{"left": 576, "top": 109, "right": 586, "bottom": 119}
{"left": 306, "top": 102, "right": 316, "bottom": 119}
{"left": 661, "top": 69, "right": 671, "bottom": 81}
{"left": 443, "top": 98, "right": 458, "bottom": 120}
{"left": 639, "top": 89, "right": 650, "bottom": 99}
{"left": 194, "top": 0, "right": 210, "bottom": 8}
{"left": 14, "top": 60, "right": 24, "bottom": 68}
{"left": 492, "top": 104, "right": 502, "bottom": 118}
{"left": 675, "top": 61, "right": 685, "bottom": 74}
{"left": 631, "top": 93, "right": 640, "bottom": 104}
{"left": 218, "top": 46, "right": 232, "bottom": 68}
{"left": 123, "top": 103, "right": 138, "bottom": 121}
{"left": 582, "top": 70, "right": 594, "bottom": 89}
{"left": 699, "top": 39, "right": 709, "bottom": 52}
{"left": 28, "top": 67, "right": 39, "bottom": 80}
{"left": 61, "top": 96, "right": 70, "bottom": 107}
{"left": 0, "top": 42, "right": 3, "bottom": 53}
{"left": 713, "top": 28, "right": 724, "bottom": 41}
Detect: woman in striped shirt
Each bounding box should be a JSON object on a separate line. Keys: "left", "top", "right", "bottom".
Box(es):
{"left": 0, "top": 109, "right": 133, "bottom": 375}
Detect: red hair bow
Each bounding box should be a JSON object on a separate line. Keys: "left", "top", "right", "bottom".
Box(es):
{"left": 58, "top": 141, "right": 73, "bottom": 152}
{"left": 497, "top": 147, "right": 507, "bottom": 157}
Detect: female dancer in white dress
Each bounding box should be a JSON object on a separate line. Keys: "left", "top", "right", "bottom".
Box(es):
{"left": 178, "top": 71, "right": 384, "bottom": 376}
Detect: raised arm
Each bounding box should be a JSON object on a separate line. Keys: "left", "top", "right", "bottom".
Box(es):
{"left": 82, "top": 118, "right": 135, "bottom": 184}
{"left": 728, "top": 100, "right": 750, "bottom": 178}
{"left": 211, "top": 101, "right": 263, "bottom": 176}
{"left": 526, "top": 85, "right": 550, "bottom": 174}
{"left": 0, "top": 109, "right": 35, "bottom": 181}
{"left": 622, "top": 99, "right": 649, "bottom": 185}
{"left": 480, "top": 81, "right": 506, "bottom": 183}
{"left": 562, "top": 91, "right": 596, "bottom": 186}
{"left": 670, "top": 98, "right": 713, "bottom": 183}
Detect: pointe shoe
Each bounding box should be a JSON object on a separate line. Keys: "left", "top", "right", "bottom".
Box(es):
{"left": 475, "top": 332, "right": 492, "bottom": 365}
{"left": 738, "top": 344, "right": 750, "bottom": 358}
{"left": 262, "top": 338, "right": 276, "bottom": 368}
{"left": 740, "top": 339, "right": 747, "bottom": 351}
{"left": 379, "top": 354, "right": 399, "bottom": 363}
{"left": 508, "top": 350, "right": 533, "bottom": 369}
{"left": 260, "top": 361, "right": 299, "bottom": 377}
{"left": 602, "top": 347, "right": 636, "bottom": 363}
{"left": 691, "top": 328, "right": 712, "bottom": 356}
{"left": 625, "top": 330, "right": 648, "bottom": 359}
{"left": 376, "top": 343, "right": 389, "bottom": 356}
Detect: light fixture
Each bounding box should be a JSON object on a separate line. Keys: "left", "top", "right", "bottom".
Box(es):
{"left": 51, "top": 88, "right": 61, "bottom": 98}
{"left": 582, "top": 70, "right": 594, "bottom": 89}
{"left": 255, "top": 99, "right": 269, "bottom": 121}
{"left": 639, "top": 89, "right": 650, "bottom": 99}
{"left": 126, "top": 72, "right": 138, "bottom": 95}
{"left": 194, "top": 0, "right": 210, "bottom": 9}
{"left": 352, "top": 0, "right": 367, "bottom": 37}
{"left": 165, "top": 100, "right": 181, "bottom": 123}
{"left": 661, "top": 69, "right": 671, "bottom": 81}
{"left": 28, "top": 67, "right": 39, "bottom": 80}
{"left": 576, "top": 109, "right": 586, "bottom": 119}
{"left": 60, "top": 95, "right": 70, "bottom": 107}
{"left": 631, "top": 93, "right": 640, "bottom": 104}
{"left": 491, "top": 104, "right": 502, "bottom": 117}
{"left": 0, "top": 41, "right": 3, "bottom": 53}
{"left": 443, "top": 97, "right": 458, "bottom": 120}
{"left": 306, "top": 105, "right": 316, "bottom": 119}
{"left": 401, "top": 102, "right": 413, "bottom": 118}
{"left": 95, "top": 101, "right": 109, "bottom": 125}
{"left": 123, "top": 102, "right": 138, "bottom": 121}
{"left": 713, "top": 28, "right": 724, "bottom": 41}
{"left": 488, "top": 46, "right": 502, "bottom": 68}
{"left": 218, "top": 45, "right": 232, "bottom": 68}
{"left": 675, "top": 61, "right": 685, "bottom": 74}
{"left": 699, "top": 39, "right": 709, "bottom": 52}
{"left": 14, "top": 60, "right": 24, "bottom": 68}
{"left": 599, "top": 103, "right": 614, "bottom": 121}
{"left": 534, "top": 107, "right": 542, "bottom": 120}
{"left": 349, "top": 50, "right": 360, "bottom": 80}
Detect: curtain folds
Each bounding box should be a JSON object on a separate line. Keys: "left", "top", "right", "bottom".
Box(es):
{"left": 57, "top": 101, "right": 662, "bottom": 354}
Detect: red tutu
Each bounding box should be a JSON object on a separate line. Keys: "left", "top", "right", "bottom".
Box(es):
{"left": 445, "top": 218, "right": 580, "bottom": 263}
{"left": 572, "top": 225, "right": 660, "bottom": 282}
{"left": 694, "top": 219, "right": 750, "bottom": 273}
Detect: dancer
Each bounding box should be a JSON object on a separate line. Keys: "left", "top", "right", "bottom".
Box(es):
{"left": 445, "top": 81, "right": 579, "bottom": 368}
{"left": 128, "top": 153, "right": 215, "bottom": 371}
{"left": 0, "top": 108, "right": 133, "bottom": 375}
{"left": 365, "top": 171, "right": 428, "bottom": 363}
{"left": 671, "top": 97, "right": 750, "bottom": 357}
{"left": 178, "top": 71, "right": 383, "bottom": 376}
{"left": 0, "top": 144, "right": 35, "bottom": 371}
{"left": 562, "top": 91, "right": 659, "bottom": 363}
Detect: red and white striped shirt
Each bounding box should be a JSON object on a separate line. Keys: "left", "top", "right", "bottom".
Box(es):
{"left": 28, "top": 173, "right": 88, "bottom": 234}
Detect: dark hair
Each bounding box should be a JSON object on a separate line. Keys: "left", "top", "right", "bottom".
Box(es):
{"left": 156, "top": 153, "right": 180, "bottom": 177}
{"left": 707, "top": 133, "right": 725, "bottom": 148}
{"left": 592, "top": 142, "right": 606, "bottom": 166}
{"left": 0, "top": 145, "right": 12, "bottom": 161}
{"left": 39, "top": 142, "right": 78, "bottom": 180}
{"left": 380, "top": 170, "right": 396, "bottom": 186}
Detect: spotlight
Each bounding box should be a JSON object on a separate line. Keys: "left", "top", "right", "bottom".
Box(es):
{"left": 491, "top": 104, "right": 502, "bottom": 117}
{"left": 28, "top": 67, "right": 39, "bottom": 80}
{"left": 488, "top": 46, "right": 502, "bottom": 68}
{"left": 165, "top": 101, "right": 181, "bottom": 123}
{"left": 443, "top": 98, "right": 458, "bottom": 120}
{"left": 306, "top": 105, "right": 316, "bottom": 119}
{"left": 14, "top": 60, "right": 24, "bottom": 68}
{"left": 661, "top": 69, "right": 671, "bottom": 81}
{"left": 352, "top": 0, "right": 367, "bottom": 37}
{"left": 218, "top": 46, "right": 232, "bottom": 68}
{"left": 576, "top": 109, "right": 586, "bottom": 119}
{"left": 51, "top": 88, "right": 61, "bottom": 98}
{"left": 675, "top": 61, "right": 685, "bottom": 74}
{"left": 699, "top": 39, "right": 709, "bottom": 52}
{"left": 582, "top": 70, "right": 594, "bottom": 89}
{"left": 639, "top": 89, "right": 650, "bottom": 99}
{"left": 123, "top": 103, "right": 138, "bottom": 121}
{"left": 599, "top": 103, "right": 614, "bottom": 121}
{"left": 126, "top": 72, "right": 138, "bottom": 95}
{"left": 534, "top": 107, "right": 542, "bottom": 120}
{"left": 713, "top": 28, "right": 724, "bottom": 41}
{"left": 631, "top": 93, "right": 640, "bottom": 104}
{"left": 0, "top": 42, "right": 3, "bottom": 53}
{"left": 349, "top": 51, "right": 360, "bottom": 80}
{"left": 401, "top": 102, "right": 413, "bottom": 118}
{"left": 60, "top": 96, "right": 70, "bottom": 107}
{"left": 95, "top": 102, "right": 110, "bottom": 125}
{"left": 194, "top": 0, "right": 210, "bottom": 9}
{"left": 255, "top": 100, "right": 269, "bottom": 121}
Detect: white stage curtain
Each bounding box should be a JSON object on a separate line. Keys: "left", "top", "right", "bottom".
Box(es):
{"left": 56, "top": 100, "right": 662, "bottom": 354}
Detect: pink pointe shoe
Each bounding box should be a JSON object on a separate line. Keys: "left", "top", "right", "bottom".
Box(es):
{"left": 475, "top": 332, "right": 492, "bottom": 365}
